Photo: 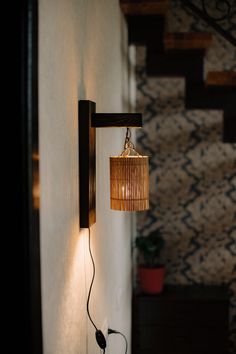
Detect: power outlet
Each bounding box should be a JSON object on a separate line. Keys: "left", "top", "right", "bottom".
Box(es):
{"left": 101, "top": 318, "right": 108, "bottom": 339}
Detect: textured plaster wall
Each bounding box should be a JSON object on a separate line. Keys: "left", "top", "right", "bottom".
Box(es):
{"left": 136, "top": 1, "right": 236, "bottom": 352}
{"left": 39, "top": 1, "right": 132, "bottom": 353}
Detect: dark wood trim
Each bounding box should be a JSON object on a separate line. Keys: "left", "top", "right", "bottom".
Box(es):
{"left": 79, "top": 100, "right": 96, "bottom": 228}
{"left": 21, "top": 0, "right": 43, "bottom": 352}
{"left": 164, "top": 32, "right": 213, "bottom": 50}
{"left": 92, "top": 113, "right": 142, "bottom": 127}
{"left": 206, "top": 71, "right": 236, "bottom": 87}
{"left": 120, "top": 0, "right": 169, "bottom": 15}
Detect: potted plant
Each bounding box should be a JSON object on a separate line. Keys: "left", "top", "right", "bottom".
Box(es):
{"left": 135, "top": 230, "right": 165, "bottom": 294}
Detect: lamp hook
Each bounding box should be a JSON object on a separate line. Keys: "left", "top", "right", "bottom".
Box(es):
{"left": 124, "top": 127, "right": 133, "bottom": 149}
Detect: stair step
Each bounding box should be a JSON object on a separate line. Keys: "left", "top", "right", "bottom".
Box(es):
{"left": 206, "top": 71, "right": 236, "bottom": 87}
{"left": 120, "top": 0, "right": 169, "bottom": 15}
{"left": 224, "top": 114, "right": 236, "bottom": 143}
{"left": 164, "top": 32, "right": 212, "bottom": 50}
{"left": 223, "top": 93, "right": 236, "bottom": 143}
{"left": 185, "top": 80, "right": 236, "bottom": 112}
{"left": 146, "top": 49, "right": 204, "bottom": 80}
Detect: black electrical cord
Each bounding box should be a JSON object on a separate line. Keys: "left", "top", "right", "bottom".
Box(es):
{"left": 86, "top": 228, "right": 107, "bottom": 352}
{"left": 108, "top": 328, "right": 128, "bottom": 354}
{"left": 86, "top": 227, "right": 98, "bottom": 331}
{"left": 86, "top": 229, "right": 128, "bottom": 354}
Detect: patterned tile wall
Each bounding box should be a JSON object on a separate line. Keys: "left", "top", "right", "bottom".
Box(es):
{"left": 135, "top": 1, "right": 236, "bottom": 351}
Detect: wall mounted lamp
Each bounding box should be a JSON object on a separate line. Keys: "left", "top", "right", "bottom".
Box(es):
{"left": 79, "top": 100, "right": 149, "bottom": 228}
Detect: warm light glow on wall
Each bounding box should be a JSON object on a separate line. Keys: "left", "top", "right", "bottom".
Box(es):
{"left": 33, "top": 152, "right": 40, "bottom": 210}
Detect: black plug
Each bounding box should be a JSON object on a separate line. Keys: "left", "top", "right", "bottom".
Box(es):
{"left": 108, "top": 328, "right": 128, "bottom": 354}
{"left": 95, "top": 330, "right": 106, "bottom": 349}
{"left": 108, "top": 328, "right": 118, "bottom": 335}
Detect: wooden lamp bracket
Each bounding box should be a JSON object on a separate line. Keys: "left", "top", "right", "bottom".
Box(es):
{"left": 79, "top": 100, "right": 143, "bottom": 228}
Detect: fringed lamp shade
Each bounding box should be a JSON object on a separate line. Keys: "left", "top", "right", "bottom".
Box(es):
{"left": 110, "top": 155, "right": 149, "bottom": 211}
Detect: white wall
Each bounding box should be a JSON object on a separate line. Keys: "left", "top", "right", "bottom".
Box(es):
{"left": 39, "top": 1, "right": 133, "bottom": 353}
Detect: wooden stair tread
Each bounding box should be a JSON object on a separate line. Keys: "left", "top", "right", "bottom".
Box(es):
{"left": 164, "top": 32, "right": 213, "bottom": 50}
{"left": 206, "top": 72, "right": 236, "bottom": 87}
{"left": 120, "top": 0, "right": 169, "bottom": 15}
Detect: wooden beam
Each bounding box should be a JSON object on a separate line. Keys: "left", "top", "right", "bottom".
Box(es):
{"left": 79, "top": 100, "right": 96, "bottom": 228}
{"left": 92, "top": 113, "right": 142, "bottom": 127}
{"left": 164, "top": 32, "right": 212, "bottom": 50}
{"left": 206, "top": 72, "right": 236, "bottom": 87}
{"left": 120, "top": 0, "right": 169, "bottom": 15}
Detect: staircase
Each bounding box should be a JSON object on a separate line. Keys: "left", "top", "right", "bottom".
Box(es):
{"left": 120, "top": 0, "right": 236, "bottom": 142}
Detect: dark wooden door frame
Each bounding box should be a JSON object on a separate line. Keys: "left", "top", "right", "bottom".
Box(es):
{"left": 21, "top": 0, "right": 43, "bottom": 352}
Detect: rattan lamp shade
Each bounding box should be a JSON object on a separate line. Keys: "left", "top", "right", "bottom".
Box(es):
{"left": 110, "top": 156, "right": 149, "bottom": 211}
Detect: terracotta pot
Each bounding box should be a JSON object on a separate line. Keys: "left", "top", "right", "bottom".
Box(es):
{"left": 138, "top": 266, "right": 165, "bottom": 294}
